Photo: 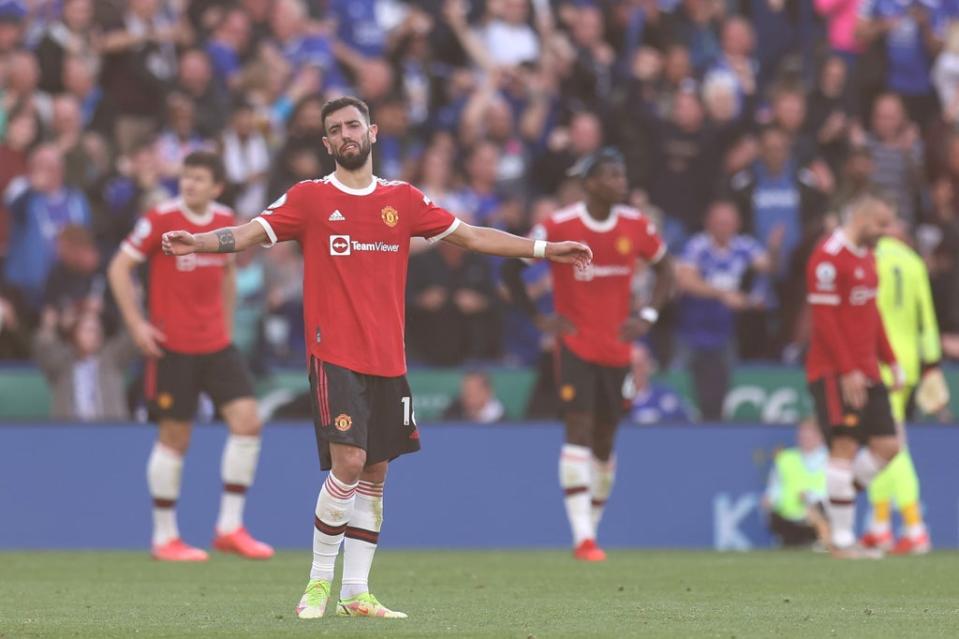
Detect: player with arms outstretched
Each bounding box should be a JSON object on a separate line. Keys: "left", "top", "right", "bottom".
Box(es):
{"left": 805, "top": 192, "right": 904, "bottom": 557}
{"left": 108, "top": 151, "right": 273, "bottom": 562}
{"left": 503, "top": 148, "right": 674, "bottom": 561}
{"left": 160, "top": 96, "right": 592, "bottom": 619}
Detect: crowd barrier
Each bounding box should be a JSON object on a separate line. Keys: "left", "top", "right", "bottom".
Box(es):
{"left": 1, "top": 422, "right": 957, "bottom": 550}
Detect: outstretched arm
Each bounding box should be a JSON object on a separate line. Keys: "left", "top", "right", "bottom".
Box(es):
{"left": 161, "top": 220, "right": 268, "bottom": 255}
{"left": 442, "top": 221, "right": 592, "bottom": 268}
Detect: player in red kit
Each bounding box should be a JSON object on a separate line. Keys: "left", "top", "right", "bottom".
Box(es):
{"left": 806, "top": 193, "right": 904, "bottom": 557}
{"left": 107, "top": 152, "right": 273, "bottom": 562}
{"left": 503, "top": 149, "right": 674, "bottom": 561}
{"left": 159, "top": 96, "right": 592, "bottom": 619}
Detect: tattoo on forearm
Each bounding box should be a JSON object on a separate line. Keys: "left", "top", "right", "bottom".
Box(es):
{"left": 215, "top": 229, "right": 236, "bottom": 253}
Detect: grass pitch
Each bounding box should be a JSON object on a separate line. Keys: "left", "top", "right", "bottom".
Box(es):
{"left": 1, "top": 550, "right": 958, "bottom": 638}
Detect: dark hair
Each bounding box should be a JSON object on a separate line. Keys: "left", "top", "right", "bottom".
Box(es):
{"left": 183, "top": 150, "right": 225, "bottom": 184}
{"left": 320, "top": 96, "right": 371, "bottom": 134}
{"left": 567, "top": 147, "right": 625, "bottom": 179}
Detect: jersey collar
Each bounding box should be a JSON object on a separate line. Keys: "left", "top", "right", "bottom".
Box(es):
{"left": 835, "top": 229, "right": 867, "bottom": 257}
{"left": 576, "top": 201, "right": 619, "bottom": 233}
{"left": 178, "top": 198, "right": 215, "bottom": 226}
{"left": 328, "top": 172, "right": 378, "bottom": 196}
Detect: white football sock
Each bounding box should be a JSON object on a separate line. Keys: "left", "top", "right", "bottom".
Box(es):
{"left": 216, "top": 435, "right": 262, "bottom": 534}
{"left": 560, "top": 444, "right": 594, "bottom": 545}
{"left": 341, "top": 480, "right": 384, "bottom": 600}
{"left": 825, "top": 459, "right": 856, "bottom": 549}
{"left": 590, "top": 454, "right": 616, "bottom": 533}
{"left": 311, "top": 473, "right": 357, "bottom": 582}
{"left": 147, "top": 442, "right": 184, "bottom": 546}
{"left": 852, "top": 448, "right": 884, "bottom": 491}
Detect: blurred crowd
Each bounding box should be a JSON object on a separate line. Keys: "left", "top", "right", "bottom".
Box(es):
{"left": 2, "top": 0, "right": 959, "bottom": 419}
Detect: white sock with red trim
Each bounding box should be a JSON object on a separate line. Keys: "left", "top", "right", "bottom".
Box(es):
{"left": 341, "top": 480, "right": 384, "bottom": 599}
{"left": 560, "top": 444, "right": 594, "bottom": 546}
{"left": 147, "top": 443, "right": 183, "bottom": 546}
{"left": 216, "top": 435, "right": 261, "bottom": 534}
{"left": 311, "top": 474, "right": 357, "bottom": 582}
{"left": 825, "top": 458, "right": 856, "bottom": 549}
{"left": 590, "top": 454, "right": 616, "bottom": 533}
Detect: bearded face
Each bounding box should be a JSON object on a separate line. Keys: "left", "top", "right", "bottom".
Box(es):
{"left": 331, "top": 131, "right": 373, "bottom": 170}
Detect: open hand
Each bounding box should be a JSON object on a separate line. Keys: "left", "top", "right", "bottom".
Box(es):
{"left": 619, "top": 317, "right": 653, "bottom": 341}
{"left": 132, "top": 320, "right": 166, "bottom": 358}
{"left": 162, "top": 231, "right": 198, "bottom": 256}
{"left": 534, "top": 313, "right": 575, "bottom": 336}
{"left": 547, "top": 241, "right": 592, "bottom": 269}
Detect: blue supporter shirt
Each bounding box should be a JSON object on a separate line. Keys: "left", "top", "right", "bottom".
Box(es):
{"left": 751, "top": 160, "right": 800, "bottom": 278}
{"left": 280, "top": 34, "right": 346, "bottom": 89}
{"left": 678, "top": 233, "right": 764, "bottom": 349}
{"left": 4, "top": 186, "right": 91, "bottom": 308}
{"left": 206, "top": 41, "right": 241, "bottom": 88}
{"left": 331, "top": 0, "right": 386, "bottom": 58}
{"left": 629, "top": 384, "right": 695, "bottom": 424}
{"left": 860, "top": 0, "right": 944, "bottom": 95}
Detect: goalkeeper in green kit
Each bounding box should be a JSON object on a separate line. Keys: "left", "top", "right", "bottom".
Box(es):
{"left": 859, "top": 227, "right": 950, "bottom": 555}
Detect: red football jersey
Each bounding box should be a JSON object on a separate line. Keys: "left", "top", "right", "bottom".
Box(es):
{"left": 805, "top": 229, "right": 897, "bottom": 382}
{"left": 122, "top": 199, "right": 235, "bottom": 354}
{"left": 533, "top": 202, "right": 666, "bottom": 367}
{"left": 254, "top": 174, "right": 459, "bottom": 377}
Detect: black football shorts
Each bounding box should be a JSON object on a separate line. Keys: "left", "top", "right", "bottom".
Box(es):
{"left": 555, "top": 342, "right": 629, "bottom": 424}
{"left": 146, "top": 345, "right": 255, "bottom": 422}
{"left": 308, "top": 356, "right": 421, "bottom": 471}
{"left": 808, "top": 375, "right": 897, "bottom": 444}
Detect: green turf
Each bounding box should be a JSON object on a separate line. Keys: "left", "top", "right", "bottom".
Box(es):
{"left": 2, "top": 550, "right": 959, "bottom": 638}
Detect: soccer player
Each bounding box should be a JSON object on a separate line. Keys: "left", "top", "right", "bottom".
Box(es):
{"left": 860, "top": 221, "right": 947, "bottom": 554}
{"left": 159, "top": 96, "right": 591, "bottom": 619}
{"left": 805, "top": 192, "right": 904, "bottom": 557}
{"left": 502, "top": 148, "right": 674, "bottom": 561}
{"left": 108, "top": 151, "right": 273, "bottom": 562}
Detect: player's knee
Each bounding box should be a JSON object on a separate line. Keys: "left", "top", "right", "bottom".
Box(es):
{"left": 223, "top": 399, "right": 261, "bottom": 436}
{"left": 829, "top": 436, "right": 859, "bottom": 460}
{"left": 331, "top": 445, "right": 367, "bottom": 484}
{"left": 158, "top": 421, "right": 192, "bottom": 454}
{"left": 871, "top": 436, "right": 900, "bottom": 463}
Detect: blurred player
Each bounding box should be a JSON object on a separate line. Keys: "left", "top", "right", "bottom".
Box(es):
{"left": 108, "top": 151, "right": 273, "bottom": 562}
{"left": 159, "top": 96, "right": 591, "bottom": 619}
{"left": 503, "top": 148, "right": 674, "bottom": 561}
{"left": 805, "top": 192, "right": 904, "bottom": 557}
{"left": 860, "top": 221, "right": 949, "bottom": 554}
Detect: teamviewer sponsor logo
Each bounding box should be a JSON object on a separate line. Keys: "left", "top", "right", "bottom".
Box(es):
{"left": 330, "top": 235, "right": 351, "bottom": 256}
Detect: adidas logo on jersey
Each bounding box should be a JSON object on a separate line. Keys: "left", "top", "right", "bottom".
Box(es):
{"left": 329, "top": 210, "right": 346, "bottom": 221}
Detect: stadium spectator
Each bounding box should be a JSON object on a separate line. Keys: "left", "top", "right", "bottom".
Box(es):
{"left": 0, "top": 0, "right": 25, "bottom": 54}
{"left": 762, "top": 419, "right": 828, "bottom": 547}
{"left": 97, "top": 0, "right": 185, "bottom": 152}
{"left": 0, "top": 112, "right": 37, "bottom": 257}
{"left": 268, "top": 0, "right": 345, "bottom": 89}
{"left": 61, "top": 53, "right": 108, "bottom": 132}
{"left": 41, "top": 224, "right": 102, "bottom": 317}
{"left": 407, "top": 241, "right": 500, "bottom": 366}
{"left": 221, "top": 100, "right": 271, "bottom": 219}
{"left": 4, "top": 49, "right": 52, "bottom": 127}
{"left": 703, "top": 17, "right": 757, "bottom": 116}
{"left": 205, "top": 6, "right": 251, "bottom": 92}
{"left": 441, "top": 370, "right": 506, "bottom": 422}
{"left": 805, "top": 56, "right": 853, "bottom": 176}
{"left": 33, "top": 0, "right": 97, "bottom": 94}
{"left": 624, "top": 343, "right": 695, "bottom": 424}
{"left": 675, "top": 200, "right": 770, "bottom": 420}
{"left": 175, "top": 48, "right": 229, "bottom": 138}
{"left": 859, "top": 93, "right": 924, "bottom": 227}
{"left": 32, "top": 308, "right": 136, "bottom": 420}
{"left": 3, "top": 144, "right": 92, "bottom": 312}
{"left": 154, "top": 93, "right": 215, "bottom": 184}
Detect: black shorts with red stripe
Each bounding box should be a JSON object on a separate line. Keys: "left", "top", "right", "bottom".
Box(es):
{"left": 808, "top": 376, "right": 896, "bottom": 444}
{"left": 308, "top": 356, "right": 420, "bottom": 471}
{"left": 145, "top": 345, "right": 254, "bottom": 421}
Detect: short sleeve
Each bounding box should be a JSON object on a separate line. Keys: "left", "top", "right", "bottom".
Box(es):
{"left": 807, "top": 253, "right": 842, "bottom": 306}
{"left": 409, "top": 185, "right": 460, "bottom": 242}
{"left": 254, "top": 182, "right": 310, "bottom": 246}
{"left": 121, "top": 209, "right": 164, "bottom": 262}
{"left": 635, "top": 217, "right": 666, "bottom": 263}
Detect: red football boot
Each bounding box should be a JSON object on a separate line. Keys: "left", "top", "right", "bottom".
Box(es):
{"left": 573, "top": 539, "right": 607, "bottom": 562}
{"left": 213, "top": 527, "right": 275, "bottom": 559}
{"left": 891, "top": 531, "right": 931, "bottom": 555}
{"left": 860, "top": 529, "right": 893, "bottom": 551}
{"left": 152, "top": 538, "right": 209, "bottom": 562}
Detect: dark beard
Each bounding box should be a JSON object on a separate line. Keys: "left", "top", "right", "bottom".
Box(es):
{"left": 332, "top": 138, "right": 372, "bottom": 170}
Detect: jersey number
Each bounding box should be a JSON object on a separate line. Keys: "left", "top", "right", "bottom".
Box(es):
{"left": 401, "top": 396, "right": 415, "bottom": 426}
{"left": 892, "top": 266, "right": 903, "bottom": 309}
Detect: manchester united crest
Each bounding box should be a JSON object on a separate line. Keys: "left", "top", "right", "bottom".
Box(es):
{"left": 381, "top": 206, "right": 399, "bottom": 228}
{"left": 616, "top": 236, "right": 632, "bottom": 256}
{"left": 334, "top": 413, "right": 353, "bottom": 431}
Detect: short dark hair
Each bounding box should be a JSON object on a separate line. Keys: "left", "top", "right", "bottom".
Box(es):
{"left": 320, "top": 96, "right": 371, "bottom": 135}
{"left": 182, "top": 150, "right": 225, "bottom": 184}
